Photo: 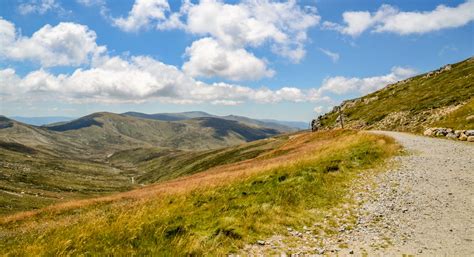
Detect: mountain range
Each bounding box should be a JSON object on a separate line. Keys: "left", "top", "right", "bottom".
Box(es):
{"left": 11, "top": 111, "right": 309, "bottom": 129}
{"left": 1, "top": 112, "right": 299, "bottom": 159}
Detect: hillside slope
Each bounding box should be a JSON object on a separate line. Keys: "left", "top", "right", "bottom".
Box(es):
{"left": 320, "top": 57, "right": 474, "bottom": 132}
{"left": 0, "top": 130, "right": 399, "bottom": 255}
{"left": 1, "top": 112, "right": 281, "bottom": 158}
{"left": 0, "top": 113, "right": 284, "bottom": 214}
{"left": 123, "top": 111, "right": 299, "bottom": 132}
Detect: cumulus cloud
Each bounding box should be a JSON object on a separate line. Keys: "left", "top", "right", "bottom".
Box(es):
{"left": 0, "top": 54, "right": 326, "bottom": 105}
{"left": 183, "top": 0, "right": 319, "bottom": 62}
{"left": 112, "top": 0, "right": 171, "bottom": 32}
{"left": 182, "top": 37, "right": 274, "bottom": 81}
{"left": 112, "top": 0, "right": 319, "bottom": 79}
{"left": 0, "top": 54, "right": 414, "bottom": 107}
{"left": 319, "top": 66, "right": 417, "bottom": 95}
{"left": 0, "top": 16, "right": 416, "bottom": 108}
{"left": 0, "top": 18, "right": 105, "bottom": 67}
{"left": 319, "top": 48, "right": 340, "bottom": 63}
{"left": 324, "top": 0, "right": 474, "bottom": 36}
{"left": 313, "top": 106, "right": 330, "bottom": 114}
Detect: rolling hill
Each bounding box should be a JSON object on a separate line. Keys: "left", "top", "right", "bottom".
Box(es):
{"left": 123, "top": 111, "right": 300, "bottom": 132}
{"left": 0, "top": 112, "right": 287, "bottom": 214}
{"left": 320, "top": 57, "right": 474, "bottom": 132}
{"left": 1, "top": 112, "right": 283, "bottom": 158}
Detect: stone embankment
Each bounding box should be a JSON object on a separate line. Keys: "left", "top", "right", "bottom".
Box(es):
{"left": 423, "top": 128, "right": 474, "bottom": 142}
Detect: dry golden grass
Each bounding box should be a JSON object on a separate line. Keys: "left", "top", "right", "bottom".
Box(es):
{"left": 0, "top": 130, "right": 399, "bottom": 255}
{"left": 1, "top": 130, "right": 338, "bottom": 224}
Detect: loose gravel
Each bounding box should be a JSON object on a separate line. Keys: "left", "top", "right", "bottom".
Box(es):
{"left": 242, "top": 131, "right": 474, "bottom": 256}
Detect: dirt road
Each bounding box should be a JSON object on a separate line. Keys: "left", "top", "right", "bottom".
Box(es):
{"left": 338, "top": 131, "right": 474, "bottom": 256}
{"left": 242, "top": 131, "right": 474, "bottom": 256}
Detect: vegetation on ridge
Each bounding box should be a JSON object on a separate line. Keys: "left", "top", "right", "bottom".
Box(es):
{"left": 320, "top": 57, "right": 474, "bottom": 132}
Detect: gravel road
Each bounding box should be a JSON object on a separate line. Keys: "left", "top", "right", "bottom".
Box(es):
{"left": 243, "top": 131, "right": 474, "bottom": 256}
{"left": 338, "top": 131, "right": 474, "bottom": 256}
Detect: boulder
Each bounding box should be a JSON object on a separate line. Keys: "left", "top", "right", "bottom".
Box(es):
{"left": 454, "top": 130, "right": 464, "bottom": 137}
{"left": 446, "top": 128, "right": 453, "bottom": 133}
{"left": 423, "top": 128, "right": 434, "bottom": 136}
{"left": 468, "top": 136, "right": 474, "bottom": 142}
{"left": 435, "top": 130, "right": 447, "bottom": 137}
{"left": 446, "top": 133, "right": 458, "bottom": 139}
{"left": 464, "top": 130, "right": 474, "bottom": 136}
{"left": 459, "top": 134, "right": 468, "bottom": 141}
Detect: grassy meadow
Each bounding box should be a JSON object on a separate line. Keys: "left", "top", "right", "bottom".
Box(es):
{"left": 0, "top": 130, "right": 399, "bottom": 255}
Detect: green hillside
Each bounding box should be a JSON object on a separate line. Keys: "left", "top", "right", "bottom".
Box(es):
{"left": 320, "top": 57, "right": 474, "bottom": 132}
{"left": 0, "top": 144, "right": 133, "bottom": 215}
{"left": 1, "top": 113, "right": 281, "bottom": 158}
{"left": 108, "top": 136, "right": 286, "bottom": 183}
{"left": 123, "top": 111, "right": 298, "bottom": 132}
{"left": 0, "top": 130, "right": 399, "bottom": 255}
{"left": 0, "top": 113, "right": 285, "bottom": 214}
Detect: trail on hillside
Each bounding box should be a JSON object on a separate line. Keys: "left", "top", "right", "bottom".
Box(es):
{"left": 243, "top": 131, "right": 474, "bottom": 256}
{"left": 335, "top": 131, "right": 474, "bottom": 255}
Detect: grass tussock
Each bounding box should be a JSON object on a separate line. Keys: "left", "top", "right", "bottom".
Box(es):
{"left": 0, "top": 130, "right": 399, "bottom": 255}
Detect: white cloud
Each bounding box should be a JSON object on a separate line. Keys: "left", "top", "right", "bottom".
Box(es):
{"left": 319, "top": 66, "right": 417, "bottom": 95}
{"left": 0, "top": 53, "right": 415, "bottom": 108}
{"left": 313, "top": 106, "right": 329, "bottom": 114}
{"left": 324, "top": 0, "right": 474, "bottom": 36}
{"left": 108, "top": 0, "right": 319, "bottom": 81}
{"left": 0, "top": 16, "right": 418, "bottom": 109}
{"left": 18, "top": 0, "right": 67, "bottom": 16}
{"left": 0, "top": 18, "right": 105, "bottom": 67}
{"left": 183, "top": 0, "right": 319, "bottom": 62}
{"left": 112, "top": 0, "right": 170, "bottom": 32}
{"left": 0, "top": 53, "right": 329, "bottom": 105}
{"left": 182, "top": 37, "right": 274, "bottom": 81}
{"left": 319, "top": 48, "right": 340, "bottom": 63}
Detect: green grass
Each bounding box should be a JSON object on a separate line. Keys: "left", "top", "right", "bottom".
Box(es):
{"left": 0, "top": 134, "right": 288, "bottom": 215}
{"left": 109, "top": 137, "right": 287, "bottom": 183}
{"left": 432, "top": 97, "right": 474, "bottom": 129}
{"left": 320, "top": 57, "right": 474, "bottom": 131}
{"left": 0, "top": 148, "right": 134, "bottom": 215}
{"left": 0, "top": 131, "right": 399, "bottom": 255}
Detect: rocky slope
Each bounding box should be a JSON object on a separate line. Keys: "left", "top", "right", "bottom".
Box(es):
{"left": 320, "top": 57, "right": 474, "bottom": 132}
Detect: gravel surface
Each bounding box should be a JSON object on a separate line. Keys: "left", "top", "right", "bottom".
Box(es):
{"left": 336, "top": 131, "right": 474, "bottom": 256}
{"left": 242, "top": 132, "right": 474, "bottom": 256}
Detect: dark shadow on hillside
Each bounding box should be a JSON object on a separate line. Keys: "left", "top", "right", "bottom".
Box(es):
{"left": 0, "top": 141, "right": 37, "bottom": 154}
{"left": 198, "top": 117, "right": 280, "bottom": 141}
{"left": 47, "top": 116, "right": 103, "bottom": 132}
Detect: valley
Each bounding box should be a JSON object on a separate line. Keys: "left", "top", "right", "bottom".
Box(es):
{"left": 0, "top": 112, "right": 294, "bottom": 215}
{"left": 0, "top": 130, "right": 399, "bottom": 255}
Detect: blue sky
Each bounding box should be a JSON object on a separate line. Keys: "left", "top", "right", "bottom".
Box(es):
{"left": 0, "top": 0, "right": 473, "bottom": 121}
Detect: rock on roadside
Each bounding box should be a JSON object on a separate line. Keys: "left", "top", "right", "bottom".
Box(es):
{"left": 423, "top": 128, "right": 473, "bottom": 142}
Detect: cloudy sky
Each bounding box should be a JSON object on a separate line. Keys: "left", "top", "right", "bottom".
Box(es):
{"left": 0, "top": 0, "right": 473, "bottom": 121}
